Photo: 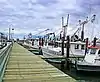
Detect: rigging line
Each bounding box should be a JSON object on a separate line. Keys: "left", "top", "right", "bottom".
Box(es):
{"left": 33, "top": 28, "right": 50, "bottom": 36}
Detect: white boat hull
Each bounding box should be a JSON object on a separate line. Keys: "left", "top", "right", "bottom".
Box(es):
{"left": 42, "top": 47, "right": 85, "bottom": 58}
{"left": 76, "top": 60, "right": 100, "bottom": 71}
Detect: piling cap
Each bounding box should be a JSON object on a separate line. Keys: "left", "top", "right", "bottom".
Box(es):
{"left": 93, "top": 37, "right": 97, "bottom": 47}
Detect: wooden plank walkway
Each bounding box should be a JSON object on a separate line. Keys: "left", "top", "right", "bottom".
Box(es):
{"left": 3, "top": 43, "right": 76, "bottom": 82}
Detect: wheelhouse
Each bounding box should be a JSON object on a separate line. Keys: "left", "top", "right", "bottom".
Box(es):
{"left": 55, "top": 41, "right": 86, "bottom": 51}
{"left": 84, "top": 45, "right": 100, "bottom": 63}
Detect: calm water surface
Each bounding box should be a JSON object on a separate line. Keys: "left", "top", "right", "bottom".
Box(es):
{"left": 50, "top": 62, "right": 100, "bottom": 82}
{"left": 31, "top": 50, "right": 100, "bottom": 82}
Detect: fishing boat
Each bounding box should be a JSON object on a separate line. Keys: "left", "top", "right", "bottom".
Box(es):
{"left": 41, "top": 31, "right": 86, "bottom": 64}
{"left": 42, "top": 14, "right": 96, "bottom": 64}
{"left": 42, "top": 15, "right": 84, "bottom": 59}
{"left": 75, "top": 37, "right": 100, "bottom": 71}
{"left": 42, "top": 40, "right": 86, "bottom": 58}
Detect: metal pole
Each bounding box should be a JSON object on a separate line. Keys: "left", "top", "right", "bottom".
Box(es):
{"left": 9, "top": 28, "right": 10, "bottom": 41}
{"left": 66, "top": 14, "right": 69, "bottom": 36}
{"left": 81, "top": 24, "right": 84, "bottom": 41}
{"left": 12, "top": 28, "right": 14, "bottom": 41}
{"left": 85, "top": 38, "right": 88, "bottom": 56}
{"left": 62, "top": 17, "right": 64, "bottom": 31}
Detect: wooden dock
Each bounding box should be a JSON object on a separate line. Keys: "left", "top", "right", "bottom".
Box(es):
{"left": 3, "top": 43, "right": 76, "bottom": 82}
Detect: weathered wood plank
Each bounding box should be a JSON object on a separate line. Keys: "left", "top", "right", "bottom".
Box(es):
{"left": 3, "top": 43, "right": 76, "bottom": 82}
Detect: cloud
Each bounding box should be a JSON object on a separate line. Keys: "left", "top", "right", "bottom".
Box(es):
{"left": 0, "top": 0, "right": 100, "bottom": 39}
{"left": 36, "top": 0, "right": 58, "bottom": 6}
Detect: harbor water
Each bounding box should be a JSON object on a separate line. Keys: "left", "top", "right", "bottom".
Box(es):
{"left": 29, "top": 49, "right": 100, "bottom": 82}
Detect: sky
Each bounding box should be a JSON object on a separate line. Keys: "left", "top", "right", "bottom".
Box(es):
{"left": 0, "top": 0, "right": 100, "bottom": 40}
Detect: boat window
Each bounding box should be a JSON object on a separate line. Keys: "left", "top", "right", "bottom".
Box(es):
{"left": 55, "top": 42, "right": 58, "bottom": 47}
{"left": 90, "top": 48, "right": 96, "bottom": 54}
{"left": 75, "top": 44, "right": 79, "bottom": 49}
{"left": 98, "top": 50, "right": 100, "bottom": 54}
{"left": 81, "top": 45, "right": 84, "bottom": 50}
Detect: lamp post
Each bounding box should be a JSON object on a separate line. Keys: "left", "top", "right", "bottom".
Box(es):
{"left": 9, "top": 28, "right": 10, "bottom": 41}
{"left": 11, "top": 28, "right": 14, "bottom": 40}
{"left": 9, "top": 28, "right": 14, "bottom": 41}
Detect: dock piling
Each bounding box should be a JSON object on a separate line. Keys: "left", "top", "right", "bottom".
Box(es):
{"left": 66, "top": 36, "right": 70, "bottom": 70}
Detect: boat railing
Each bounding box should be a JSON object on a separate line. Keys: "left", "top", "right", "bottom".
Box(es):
{"left": 0, "top": 43, "right": 12, "bottom": 82}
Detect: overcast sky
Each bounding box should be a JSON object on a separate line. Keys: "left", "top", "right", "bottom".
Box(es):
{"left": 0, "top": 0, "right": 100, "bottom": 39}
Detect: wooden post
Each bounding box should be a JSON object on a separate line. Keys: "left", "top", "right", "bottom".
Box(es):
{"left": 61, "top": 17, "right": 64, "bottom": 56}
{"left": 93, "top": 37, "right": 96, "bottom": 47}
{"left": 61, "top": 37, "right": 64, "bottom": 56}
{"left": 61, "top": 14, "right": 69, "bottom": 56}
{"left": 85, "top": 38, "right": 88, "bottom": 56}
{"left": 42, "top": 38, "right": 44, "bottom": 46}
{"left": 61, "top": 61, "right": 65, "bottom": 70}
{"left": 53, "top": 33, "right": 56, "bottom": 47}
{"left": 66, "top": 36, "right": 70, "bottom": 70}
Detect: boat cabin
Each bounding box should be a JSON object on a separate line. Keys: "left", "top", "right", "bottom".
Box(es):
{"left": 84, "top": 43, "right": 100, "bottom": 64}
{"left": 55, "top": 41, "right": 85, "bottom": 48}
{"left": 55, "top": 41, "right": 86, "bottom": 56}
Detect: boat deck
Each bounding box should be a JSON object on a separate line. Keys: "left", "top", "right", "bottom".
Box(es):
{"left": 3, "top": 43, "right": 76, "bottom": 82}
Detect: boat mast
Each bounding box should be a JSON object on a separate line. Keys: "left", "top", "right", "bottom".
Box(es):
{"left": 90, "top": 14, "right": 96, "bottom": 41}
{"left": 79, "top": 17, "right": 88, "bottom": 41}
{"left": 63, "top": 14, "right": 69, "bottom": 40}
{"left": 79, "top": 14, "right": 96, "bottom": 41}
{"left": 61, "top": 14, "right": 69, "bottom": 56}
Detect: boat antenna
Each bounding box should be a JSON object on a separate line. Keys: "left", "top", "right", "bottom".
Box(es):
{"left": 66, "top": 14, "right": 69, "bottom": 36}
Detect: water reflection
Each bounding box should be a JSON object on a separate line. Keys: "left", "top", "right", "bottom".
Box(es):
{"left": 50, "top": 63, "right": 100, "bottom": 82}
{"left": 30, "top": 50, "right": 100, "bottom": 82}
